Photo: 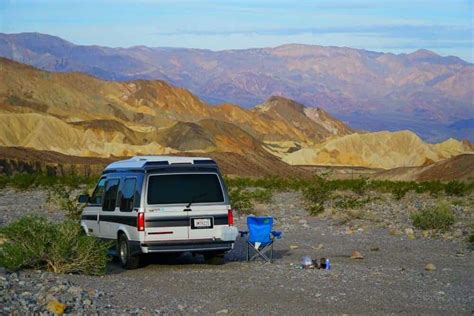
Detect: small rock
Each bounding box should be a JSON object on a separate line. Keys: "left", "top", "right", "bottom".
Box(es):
{"left": 290, "top": 245, "right": 299, "bottom": 250}
{"left": 83, "top": 299, "right": 91, "bottom": 306}
{"left": 370, "top": 247, "right": 379, "bottom": 252}
{"left": 178, "top": 304, "right": 186, "bottom": 311}
{"left": 405, "top": 228, "right": 415, "bottom": 240}
{"left": 350, "top": 251, "right": 364, "bottom": 259}
{"left": 216, "top": 309, "right": 229, "bottom": 314}
{"left": 425, "top": 263, "right": 436, "bottom": 271}
{"left": 20, "top": 291, "right": 31, "bottom": 297}
{"left": 389, "top": 228, "right": 402, "bottom": 236}
{"left": 46, "top": 300, "right": 67, "bottom": 315}
{"left": 455, "top": 252, "right": 465, "bottom": 257}
{"left": 68, "top": 286, "right": 82, "bottom": 296}
{"left": 422, "top": 230, "right": 430, "bottom": 238}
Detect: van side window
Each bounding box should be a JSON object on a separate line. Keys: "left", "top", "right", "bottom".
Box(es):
{"left": 102, "top": 179, "right": 120, "bottom": 212}
{"left": 90, "top": 178, "right": 106, "bottom": 205}
{"left": 120, "top": 178, "right": 136, "bottom": 212}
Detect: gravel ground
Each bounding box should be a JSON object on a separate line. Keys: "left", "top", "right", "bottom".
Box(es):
{"left": 0, "top": 189, "right": 473, "bottom": 315}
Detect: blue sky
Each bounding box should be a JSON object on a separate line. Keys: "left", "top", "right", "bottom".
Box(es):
{"left": 1, "top": 0, "right": 472, "bottom": 61}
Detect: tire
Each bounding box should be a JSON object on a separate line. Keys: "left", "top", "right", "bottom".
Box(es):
{"left": 118, "top": 233, "right": 141, "bottom": 269}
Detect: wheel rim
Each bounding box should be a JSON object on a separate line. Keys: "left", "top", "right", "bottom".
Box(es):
{"left": 119, "top": 239, "right": 128, "bottom": 265}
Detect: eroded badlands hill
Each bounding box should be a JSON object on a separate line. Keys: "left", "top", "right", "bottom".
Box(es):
{"left": 0, "top": 57, "right": 472, "bottom": 172}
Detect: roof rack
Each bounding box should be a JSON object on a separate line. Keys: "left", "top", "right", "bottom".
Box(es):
{"left": 104, "top": 156, "right": 215, "bottom": 170}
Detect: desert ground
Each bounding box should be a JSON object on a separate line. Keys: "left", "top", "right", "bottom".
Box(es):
{"left": 1, "top": 188, "right": 473, "bottom": 315}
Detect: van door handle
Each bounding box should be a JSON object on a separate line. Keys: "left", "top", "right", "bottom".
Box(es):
{"left": 97, "top": 214, "right": 100, "bottom": 223}
{"left": 183, "top": 208, "right": 192, "bottom": 212}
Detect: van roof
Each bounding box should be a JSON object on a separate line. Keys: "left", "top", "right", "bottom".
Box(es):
{"left": 104, "top": 156, "right": 215, "bottom": 171}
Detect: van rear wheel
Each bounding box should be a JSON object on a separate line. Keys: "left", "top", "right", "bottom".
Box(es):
{"left": 118, "top": 234, "right": 140, "bottom": 269}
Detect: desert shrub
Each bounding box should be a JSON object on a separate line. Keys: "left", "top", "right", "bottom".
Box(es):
{"left": 47, "top": 185, "right": 85, "bottom": 220}
{"left": 0, "top": 172, "right": 98, "bottom": 191}
{"left": 228, "top": 187, "right": 254, "bottom": 214}
{"left": 223, "top": 176, "right": 473, "bottom": 203}
{"left": 416, "top": 181, "right": 444, "bottom": 196}
{"left": 224, "top": 176, "right": 307, "bottom": 192}
{"left": 335, "top": 208, "right": 369, "bottom": 224}
{"left": 330, "top": 178, "right": 368, "bottom": 195}
{"left": 250, "top": 188, "right": 273, "bottom": 203}
{"left": 444, "top": 181, "right": 466, "bottom": 197}
{"left": 411, "top": 202, "right": 455, "bottom": 231}
{"left": 0, "top": 216, "right": 109, "bottom": 275}
{"left": 302, "top": 176, "right": 332, "bottom": 216}
{"left": 392, "top": 185, "right": 410, "bottom": 200}
{"left": 333, "top": 195, "right": 370, "bottom": 210}
{"left": 0, "top": 176, "right": 7, "bottom": 189}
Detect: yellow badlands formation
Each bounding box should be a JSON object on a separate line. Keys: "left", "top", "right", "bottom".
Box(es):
{"left": 283, "top": 131, "right": 473, "bottom": 169}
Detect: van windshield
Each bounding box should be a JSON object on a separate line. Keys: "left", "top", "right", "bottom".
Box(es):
{"left": 147, "top": 173, "right": 224, "bottom": 205}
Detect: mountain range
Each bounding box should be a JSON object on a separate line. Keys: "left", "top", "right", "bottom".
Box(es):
{"left": 0, "top": 32, "right": 473, "bottom": 142}
{"left": 0, "top": 57, "right": 472, "bottom": 173}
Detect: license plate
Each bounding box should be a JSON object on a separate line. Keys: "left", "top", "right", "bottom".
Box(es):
{"left": 192, "top": 218, "right": 212, "bottom": 228}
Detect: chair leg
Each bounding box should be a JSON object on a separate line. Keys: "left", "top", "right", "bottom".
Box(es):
{"left": 246, "top": 242, "right": 250, "bottom": 262}
{"left": 270, "top": 242, "right": 274, "bottom": 263}
{"left": 249, "top": 245, "right": 271, "bottom": 263}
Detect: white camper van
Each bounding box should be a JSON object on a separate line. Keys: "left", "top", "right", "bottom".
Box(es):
{"left": 78, "top": 156, "right": 238, "bottom": 269}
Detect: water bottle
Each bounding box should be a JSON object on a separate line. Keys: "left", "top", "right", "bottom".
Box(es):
{"left": 325, "top": 258, "right": 331, "bottom": 270}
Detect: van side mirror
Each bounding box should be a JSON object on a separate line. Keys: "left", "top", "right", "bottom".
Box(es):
{"left": 78, "top": 194, "right": 90, "bottom": 204}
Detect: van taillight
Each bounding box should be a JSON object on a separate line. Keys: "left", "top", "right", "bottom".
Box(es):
{"left": 228, "top": 209, "right": 234, "bottom": 226}
{"left": 137, "top": 212, "right": 145, "bottom": 231}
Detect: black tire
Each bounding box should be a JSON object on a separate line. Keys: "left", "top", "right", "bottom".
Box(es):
{"left": 203, "top": 251, "right": 225, "bottom": 265}
{"left": 118, "top": 233, "right": 141, "bottom": 269}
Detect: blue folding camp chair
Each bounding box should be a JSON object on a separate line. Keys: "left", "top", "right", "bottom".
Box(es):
{"left": 240, "top": 216, "right": 282, "bottom": 263}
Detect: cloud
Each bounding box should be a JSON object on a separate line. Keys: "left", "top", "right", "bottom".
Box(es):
{"left": 154, "top": 24, "right": 472, "bottom": 42}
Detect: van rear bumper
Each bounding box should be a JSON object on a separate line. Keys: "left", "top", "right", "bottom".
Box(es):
{"left": 140, "top": 239, "right": 234, "bottom": 253}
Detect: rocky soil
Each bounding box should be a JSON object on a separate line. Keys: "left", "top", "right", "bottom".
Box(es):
{"left": 0, "top": 189, "right": 473, "bottom": 315}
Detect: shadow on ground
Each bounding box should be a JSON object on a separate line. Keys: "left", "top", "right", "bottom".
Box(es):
{"left": 106, "top": 236, "right": 290, "bottom": 274}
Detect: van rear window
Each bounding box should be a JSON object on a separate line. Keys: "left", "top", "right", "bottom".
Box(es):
{"left": 147, "top": 174, "right": 224, "bottom": 205}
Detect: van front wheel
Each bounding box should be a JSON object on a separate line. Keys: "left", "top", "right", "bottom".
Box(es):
{"left": 118, "top": 234, "right": 140, "bottom": 269}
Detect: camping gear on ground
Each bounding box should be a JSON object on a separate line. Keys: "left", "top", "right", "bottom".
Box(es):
{"left": 240, "top": 216, "right": 282, "bottom": 263}
{"left": 299, "top": 257, "right": 331, "bottom": 269}
{"left": 325, "top": 258, "right": 331, "bottom": 270}
{"left": 320, "top": 258, "right": 327, "bottom": 269}
{"left": 301, "top": 255, "right": 315, "bottom": 269}
{"left": 319, "top": 257, "right": 331, "bottom": 269}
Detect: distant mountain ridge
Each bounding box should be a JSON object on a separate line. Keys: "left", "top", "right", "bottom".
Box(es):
{"left": 0, "top": 57, "right": 471, "bottom": 171}
{"left": 0, "top": 32, "right": 472, "bottom": 142}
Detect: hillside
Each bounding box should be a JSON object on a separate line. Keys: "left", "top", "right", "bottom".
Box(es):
{"left": 0, "top": 57, "right": 352, "bottom": 175}
{"left": 0, "top": 57, "right": 472, "bottom": 173}
{"left": 283, "top": 131, "right": 473, "bottom": 169}
{"left": 373, "top": 154, "right": 474, "bottom": 181}
{"left": 0, "top": 32, "right": 472, "bottom": 142}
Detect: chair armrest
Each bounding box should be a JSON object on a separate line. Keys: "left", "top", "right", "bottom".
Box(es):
{"left": 271, "top": 231, "right": 282, "bottom": 239}
{"left": 239, "top": 230, "right": 248, "bottom": 237}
